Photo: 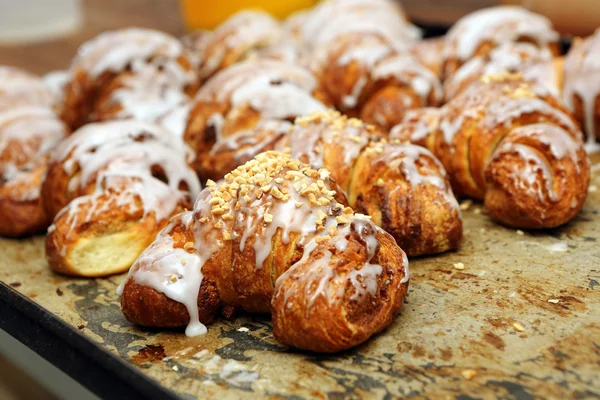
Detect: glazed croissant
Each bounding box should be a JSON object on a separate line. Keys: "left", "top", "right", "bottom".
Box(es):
{"left": 190, "top": 10, "right": 285, "bottom": 83}
{"left": 391, "top": 73, "right": 590, "bottom": 229}
{"left": 562, "top": 29, "right": 600, "bottom": 150}
{"left": 0, "top": 67, "right": 69, "bottom": 237}
{"left": 443, "top": 42, "right": 560, "bottom": 102}
{"left": 311, "top": 32, "right": 442, "bottom": 131}
{"left": 441, "top": 6, "right": 560, "bottom": 80}
{"left": 119, "top": 151, "right": 409, "bottom": 353}
{"left": 61, "top": 28, "right": 199, "bottom": 131}
{"left": 43, "top": 120, "right": 201, "bottom": 277}
{"left": 277, "top": 110, "right": 461, "bottom": 256}
{"left": 182, "top": 59, "right": 328, "bottom": 181}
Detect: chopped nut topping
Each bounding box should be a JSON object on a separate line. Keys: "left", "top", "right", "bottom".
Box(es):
{"left": 336, "top": 215, "right": 349, "bottom": 224}
{"left": 183, "top": 242, "right": 194, "bottom": 251}
{"left": 263, "top": 213, "right": 273, "bottom": 223}
{"left": 512, "top": 322, "right": 525, "bottom": 332}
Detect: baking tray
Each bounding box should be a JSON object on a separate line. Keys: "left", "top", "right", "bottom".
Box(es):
{"left": 1, "top": 152, "right": 599, "bottom": 399}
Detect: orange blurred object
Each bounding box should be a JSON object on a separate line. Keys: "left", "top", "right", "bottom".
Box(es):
{"left": 180, "top": 0, "right": 318, "bottom": 30}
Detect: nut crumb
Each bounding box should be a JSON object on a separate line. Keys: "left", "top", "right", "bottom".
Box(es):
{"left": 453, "top": 262, "right": 465, "bottom": 270}
{"left": 589, "top": 185, "right": 597, "bottom": 193}
{"left": 516, "top": 230, "right": 524, "bottom": 236}
{"left": 263, "top": 213, "right": 273, "bottom": 223}
{"left": 474, "top": 208, "right": 482, "bottom": 215}
{"left": 172, "top": 366, "right": 179, "bottom": 371}
{"left": 462, "top": 369, "right": 477, "bottom": 380}
{"left": 237, "top": 327, "right": 249, "bottom": 332}
{"left": 512, "top": 322, "right": 525, "bottom": 332}
{"left": 459, "top": 200, "right": 472, "bottom": 211}
{"left": 548, "top": 299, "right": 560, "bottom": 304}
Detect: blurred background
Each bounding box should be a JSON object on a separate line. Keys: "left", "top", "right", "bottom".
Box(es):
{"left": 1, "top": 0, "right": 599, "bottom": 74}
{"left": 0, "top": 0, "right": 599, "bottom": 398}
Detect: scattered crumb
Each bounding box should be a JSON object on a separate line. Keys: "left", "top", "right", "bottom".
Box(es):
{"left": 9, "top": 282, "right": 21, "bottom": 288}
{"left": 477, "top": 271, "right": 487, "bottom": 277}
{"left": 480, "top": 228, "right": 486, "bottom": 233}
{"left": 589, "top": 185, "right": 597, "bottom": 193}
{"left": 516, "top": 230, "right": 524, "bottom": 236}
{"left": 56, "top": 288, "right": 64, "bottom": 296}
{"left": 460, "top": 200, "right": 472, "bottom": 211}
{"left": 77, "top": 324, "right": 85, "bottom": 330}
{"left": 237, "top": 327, "right": 249, "bottom": 332}
{"left": 512, "top": 322, "right": 525, "bottom": 332}
{"left": 462, "top": 369, "right": 477, "bottom": 380}
{"left": 172, "top": 365, "right": 179, "bottom": 371}
{"left": 474, "top": 208, "right": 482, "bottom": 215}
{"left": 453, "top": 262, "right": 465, "bottom": 270}
{"left": 508, "top": 291, "right": 516, "bottom": 298}
{"left": 548, "top": 299, "right": 560, "bottom": 304}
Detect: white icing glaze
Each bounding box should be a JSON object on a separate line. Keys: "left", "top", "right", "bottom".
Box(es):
{"left": 156, "top": 103, "right": 191, "bottom": 138}
{"left": 110, "top": 58, "right": 194, "bottom": 123}
{"left": 563, "top": 30, "right": 600, "bottom": 152}
{"left": 50, "top": 120, "right": 200, "bottom": 229}
{"left": 73, "top": 28, "right": 185, "bottom": 78}
{"left": 197, "top": 10, "right": 283, "bottom": 80}
{"left": 43, "top": 70, "right": 70, "bottom": 107}
{"left": 301, "top": 0, "right": 419, "bottom": 51}
{"left": 0, "top": 66, "right": 55, "bottom": 112}
{"left": 390, "top": 107, "right": 440, "bottom": 143}
{"left": 444, "top": 42, "right": 558, "bottom": 100}
{"left": 121, "top": 152, "right": 407, "bottom": 336}
{"left": 444, "top": 6, "right": 558, "bottom": 63}
{"left": 0, "top": 106, "right": 67, "bottom": 200}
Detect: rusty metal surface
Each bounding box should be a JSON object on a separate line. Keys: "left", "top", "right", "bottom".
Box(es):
{"left": 1, "top": 157, "right": 599, "bottom": 399}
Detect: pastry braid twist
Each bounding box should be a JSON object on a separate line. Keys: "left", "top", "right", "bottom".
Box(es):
{"left": 61, "top": 28, "right": 199, "bottom": 130}
{"left": 119, "top": 151, "right": 409, "bottom": 353}
{"left": 0, "top": 67, "right": 69, "bottom": 237}
{"left": 278, "top": 111, "right": 461, "bottom": 256}
{"left": 182, "top": 59, "right": 328, "bottom": 180}
{"left": 43, "top": 120, "right": 200, "bottom": 277}
{"left": 562, "top": 29, "right": 600, "bottom": 150}
{"left": 392, "top": 73, "right": 590, "bottom": 229}
{"left": 441, "top": 6, "right": 560, "bottom": 80}
{"left": 311, "top": 32, "right": 441, "bottom": 131}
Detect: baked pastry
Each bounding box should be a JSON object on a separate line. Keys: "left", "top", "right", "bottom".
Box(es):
{"left": 441, "top": 6, "right": 560, "bottom": 80}
{"left": 43, "top": 70, "right": 70, "bottom": 114}
{"left": 312, "top": 32, "right": 442, "bottom": 131}
{"left": 278, "top": 110, "right": 461, "bottom": 256}
{"left": 61, "top": 28, "right": 199, "bottom": 130}
{"left": 0, "top": 66, "right": 55, "bottom": 112}
{"left": 183, "top": 59, "right": 328, "bottom": 181}
{"left": 43, "top": 120, "right": 201, "bottom": 277}
{"left": 0, "top": 106, "right": 68, "bottom": 236}
{"left": 118, "top": 151, "right": 409, "bottom": 353}
{"left": 411, "top": 37, "right": 445, "bottom": 79}
{"left": 562, "top": 29, "right": 600, "bottom": 150}
{"left": 391, "top": 73, "right": 590, "bottom": 229}
{"left": 193, "top": 11, "right": 284, "bottom": 83}
{"left": 443, "top": 42, "right": 560, "bottom": 101}
{"left": 300, "top": 0, "right": 419, "bottom": 51}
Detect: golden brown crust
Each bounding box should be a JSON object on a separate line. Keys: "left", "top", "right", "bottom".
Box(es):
{"left": 313, "top": 33, "right": 441, "bottom": 131}
{"left": 61, "top": 29, "right": 199, "bottom": 130}
{"left": 441, "top": 6, "right": 560, "bottom": 80}
{"left": 120, "top": 151, "right": 409, "bottom": 352}
{"left": 271, "top": 225, "right": 408, "bottom": 353}
{"left": 183, "top": 59, "right": 328, "bottom": 181}
{"left": 194, "top": 11, "right": 284, "bottom": 82}
{"left": 392, "top": 73, "right": 590, "bottom": 229}
{"left": 43, "top": 120, "right": 200, "bottom": 277}
{"left": 280, "top": 111, "right": 462, "bottom": 256}
{"left": 0, "top": 106, "right": 68, "bottom": 237}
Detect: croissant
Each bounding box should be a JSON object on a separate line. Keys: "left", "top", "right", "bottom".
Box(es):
{"left": 311, "top": 32, "right": 442, "bottom": 131}
{"left": 61, "top": 28, "right": 199, "bottom": 130}
{"left": 0, "top": 106, "right": 68, "bottom": 236}
{"left": 562, "top": 29, "right": 600, "bottom": 151}
{"left": 277, "top": 110, "right": 461, "bottom": 256}
{"left": 182, "top": 59, "right": 328, "bottom": 181}
{"left": 119, "top": 151, "right": 409, "bottom": 353}
{"left": 43, "top": 120, "right": 201, "bottom": 277}
{"left": 192, "top": 10, "right": 284, "bottom": 83}
{"left": 443, "top": 42, "right": 561, "bottom": 102}
{"left": 391, "top": 73, "right": 590, "bottom": 229}
{"left": 441, "top": 6, "right": 560, "bottom": 80}
{"left": 299, "top": 0, "right": 419, "bottom": 51}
